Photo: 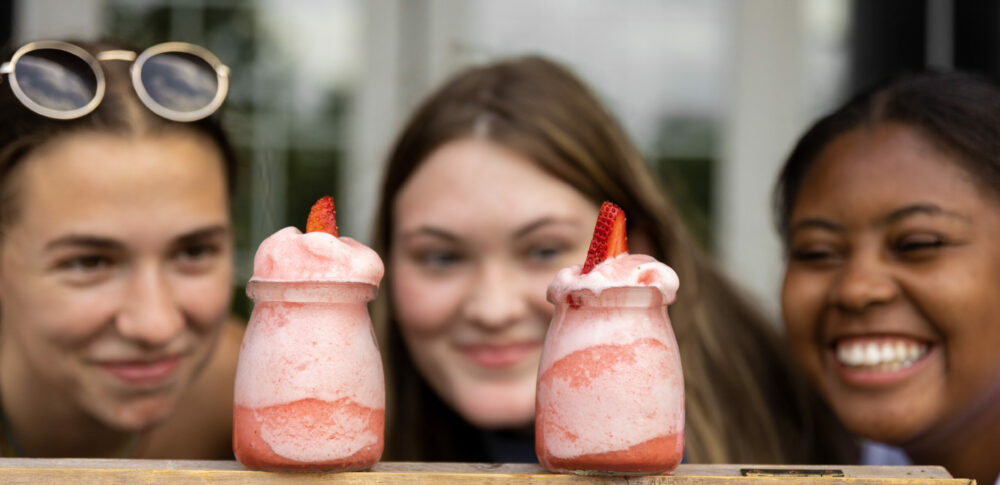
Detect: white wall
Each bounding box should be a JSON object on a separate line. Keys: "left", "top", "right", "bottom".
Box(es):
{"left": 13, "top": 0, "right": 102, "bottom": 42}
{"left": 719, "top": 0, "right": 848, "bottom": 317}
{"left": 718, "top": 0, "right": 805, "bottom": 317}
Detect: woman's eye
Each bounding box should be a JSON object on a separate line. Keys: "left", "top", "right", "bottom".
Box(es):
{"left": 54, "top": 254, "right": 117, "bottom": 285}
{"left": 526, "top": 245, "right": 564, "bottom": 262}
{"left": 59, "top": 255, "right": 112, "bottom": 272}
{"left": 175, "top": 243, "right": 219, "bottom": 262}
{"left": 893, "top": 235, "right": 945, "bottom": 255}
{"left": 172, "top": 243, "right": 222, "bottom": 273}
{"left": 419, "top": 250, "right": 463, "bottom": 270}
{"left": 789, "top": 246, "right": 839, "bottom": 264}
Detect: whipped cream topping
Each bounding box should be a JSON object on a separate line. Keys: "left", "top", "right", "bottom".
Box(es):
{"left": 547, "top": 253, "right": 679, "bottom": 304}
{"left": 251, "top": 227, "right": 384, "bottom": 285}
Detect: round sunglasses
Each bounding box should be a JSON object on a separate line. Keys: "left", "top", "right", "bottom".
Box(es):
{"left": 0, "top": 41, "right": 229, "bottom": 122}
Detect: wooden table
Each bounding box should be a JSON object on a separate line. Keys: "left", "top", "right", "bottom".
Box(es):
{"left": 0, "top": 459, "right": 972, "bottom": 484}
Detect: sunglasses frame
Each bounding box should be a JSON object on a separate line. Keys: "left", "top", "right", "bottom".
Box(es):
{"left": 1, "top": 40, "right": 107, "bottom": 120}
{"left": 0, "top": 40, "right": 229, "bottom": 122}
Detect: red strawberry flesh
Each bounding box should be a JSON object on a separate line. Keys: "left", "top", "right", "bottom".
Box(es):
{"left": 581, "top": 201, "right": 628, "bottom": 274}
{"left": 306, "top": 196, "right": 338, "bottom": 236}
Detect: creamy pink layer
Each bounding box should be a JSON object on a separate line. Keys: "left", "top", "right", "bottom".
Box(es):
{"left": 538, "top": 301, "right": 680, "bottom": 375}
{"left": 234, "top": 301, "right": 384, "bottom": 409}
{"left": 536, "top": 339, "right": 684, "bottom": 461}
{"left": 251, "top": 226, "right": 383, "bottom": 284}
{"left": 234, "top": 398, "right": 383, "bottom": 470}
{"left": 547, "top": 253, "right": 678, "bottom": 304}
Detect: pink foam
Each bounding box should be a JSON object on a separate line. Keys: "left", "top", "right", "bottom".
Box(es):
{"left": 251, "top": 227, "right": 383, "bottom": 285}
{"left": 548, "top": 253, "right": 678, "bottom": 304}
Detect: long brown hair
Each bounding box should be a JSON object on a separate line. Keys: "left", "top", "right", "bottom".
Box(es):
{"left": 375, "top": 55, "right": 854, "bottom": 463}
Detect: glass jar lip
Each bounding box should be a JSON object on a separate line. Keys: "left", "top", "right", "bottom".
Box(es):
{"left": 246, "top": 280, "right": 378, "bottom": 303}
{"left": 248, "top": 278, "right": 378, "bottom": 285}
{"left": 548, "top": 285, "right": 672, "bottom": 308}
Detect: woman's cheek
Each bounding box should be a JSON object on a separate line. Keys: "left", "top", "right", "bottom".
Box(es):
{"left": 781, "top": 271, "right": 829, "bottom": 377}
{"left": 41, "top": 285, "right": 123, "bottom": 345}
{"left": 391, "top": 262, "right": 465, "bottom": 333}
{"left": 175, "top": 270, "right": 233, "bottom": 331}
{"left": 782, "top": 272, "right": 819, "bottom": 331}
{"left": 528, "top": 272, "right": 557, "bottom": 320}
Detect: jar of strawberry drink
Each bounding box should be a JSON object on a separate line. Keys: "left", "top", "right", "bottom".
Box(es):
{"left": 535, "top": 202, "right": 684, "bottom": 475}
{"left": 233, "top": 196, "right": 385, "bottom": 471}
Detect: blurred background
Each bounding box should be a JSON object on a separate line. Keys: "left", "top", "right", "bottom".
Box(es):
{"left": 3, "top": 0, "right": 997, "bottom": 319}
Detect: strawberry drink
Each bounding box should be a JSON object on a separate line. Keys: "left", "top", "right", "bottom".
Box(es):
{"left": 535, "top": 202, "right": 684, "bottom": 475}
{"left": 233, "top": 196, "right": 385, "bottom": 471}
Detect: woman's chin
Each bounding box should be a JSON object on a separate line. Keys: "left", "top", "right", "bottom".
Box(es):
{"left": 465, "top": 411, "right": 534, "bottom": 430}
{"left": 98, "top": 396, "right": 178, "bottom": 432}
{"left": 457, "top": 395, "right": 535, "bottom": 430}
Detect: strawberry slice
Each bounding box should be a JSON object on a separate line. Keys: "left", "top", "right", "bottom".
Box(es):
{"left": 581, "top": 201, "right": 628, "bottom": 274}
{"left": 306, "top": 196, "right": 338, "bottom": 236}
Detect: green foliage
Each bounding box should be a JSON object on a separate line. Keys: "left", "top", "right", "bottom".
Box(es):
{"left": 650, "top": 116, "right": 717, "bottom": 252}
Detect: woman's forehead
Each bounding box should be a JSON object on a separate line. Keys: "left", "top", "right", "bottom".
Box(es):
{"left": 12, "top": 132, "right": 227, "bottom": 237}
{"left": 792, "top": 124, "right": 997, "bottom": 222}
{"left": 394, "top": 139, "right": 595, "bottom": 230}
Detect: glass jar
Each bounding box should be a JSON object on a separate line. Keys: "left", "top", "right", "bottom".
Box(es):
{"left": 233, "top": 281, "right": 384, "bottom": 471}
{"left": 536, "top": 286, "right": 684, "bottom": 475}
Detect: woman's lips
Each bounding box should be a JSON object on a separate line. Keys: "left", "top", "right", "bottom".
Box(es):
{"left": 828, "top": 337, "right": 936, "bottom": 388}
{"left": 460, "top": 342, "right": 540, "bottom": 369}
{"left": 99, "top": 355, "right": 182, "bottom": 387}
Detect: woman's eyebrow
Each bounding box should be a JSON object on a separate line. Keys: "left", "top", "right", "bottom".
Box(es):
{"left": 787, "top": 218, "right": 842, "bottom": 235}
{"left": 882, "top": 203, "right": 971, "bottom": 224}
{"left": 175, "top": 225, "right": 230, "bottom": 244}
{"left": 513, "top": 217, "right": 580, "bottom": 239}
{"left": 45, "top": 235, "right": 123, "bottom": 251}
{"left": 397, "top": 226, "right": 460, "bottom": 244}
{"left": 788, "top": 203, "right": 971, "bottom": 237}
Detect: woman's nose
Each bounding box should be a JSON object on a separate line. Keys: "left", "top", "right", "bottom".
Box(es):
{"left": 461, "top": 260, "right": 529, "bottom": 329}
{"left": 115, "top": 262, "right": 185, "bottom": 346}
{"left": 829, "top": 251, "right": 897, "bottom": 312}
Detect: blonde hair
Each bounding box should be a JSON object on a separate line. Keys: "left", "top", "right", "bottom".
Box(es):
{"left": 374, "top": 55, "right": 854, "bottom": 462}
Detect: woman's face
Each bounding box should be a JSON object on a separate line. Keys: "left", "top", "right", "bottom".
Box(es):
{"left": 781, "top": 123, "right": 1000, "bottom": 446}
{"left": 391, "top": 138, "right": 597, "bottom": 429}
{"left": 0, "top": 130, "right": 233, "bottom": 431}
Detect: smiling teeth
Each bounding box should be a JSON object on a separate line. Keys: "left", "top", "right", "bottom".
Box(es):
{"left": 836, "top": 340, "right": 928, "bottom": 370}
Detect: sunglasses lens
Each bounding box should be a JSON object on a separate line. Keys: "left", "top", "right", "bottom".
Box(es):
{"left": 140, "top": 51, "right": 218, "bottom": 114}
{"left": 14, "top": 48, "right": 98, "bottom": 112}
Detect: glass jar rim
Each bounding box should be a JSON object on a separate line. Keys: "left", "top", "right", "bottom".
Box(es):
{"left": 246, "top": 280, "right": 377, "bottom": 303}
{"left": 549, "top": 286, "right": 672, "bottom": 308}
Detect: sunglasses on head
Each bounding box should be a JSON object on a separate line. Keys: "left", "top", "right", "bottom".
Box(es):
{"left": 0, "top": 41, "right": 229, "bottom": 122}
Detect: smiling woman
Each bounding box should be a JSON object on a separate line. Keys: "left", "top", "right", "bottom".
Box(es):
{"left": 390, "top": 138, "right": 596, "bottom": 431}
{"left": 0, "top": 39, "right": 242, "bottom": 458}
{"left": 374, "top": 55, "right": 854, "bottom": 464}
{"left": 776, "top": 71, "right": 1000, "bottom": 485}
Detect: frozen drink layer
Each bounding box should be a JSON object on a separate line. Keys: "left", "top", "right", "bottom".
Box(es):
{"left": 536, "top": 202, "right": 685, "bottom": 475}
{"left": 234, "top": 196, "right": 386, "bottom": 471}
